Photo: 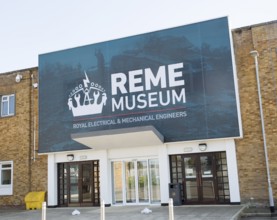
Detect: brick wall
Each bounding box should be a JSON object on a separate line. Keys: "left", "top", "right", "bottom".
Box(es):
{"left": 233, "top": 21, "right": 277, "bottom": 205}
{"left": 0, "top": 68, "right": 47, "bottom": 207}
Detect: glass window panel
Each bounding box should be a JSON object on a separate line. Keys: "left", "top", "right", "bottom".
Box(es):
{"left": 82, "top": 164, "right": 92, "bottom": 202}
{"left": 125, "top": 162, "right": 136, "bottom": 203}
{"left": 1, "top": 95, "right": 15, "bottom": 116}
{"left": 223, "top": 177, "right": 229, "bottom": 182}
{"left": 9, "top": 95, "right": 15, "bottom": 115}
{"left": 2, "top": 164, "right": 11, "bottom": 168}
{"left": 215, "top": 152, "right": 230, "bottom": 202}
{"left": 184, "top": 157, "right": 197, "bottom": 178}
{"left": 202, "top": 180, "right": 215, "bottom": 200}
{"left": 224, "top": 184, "right": 229, "bottom": 189}
{"left": 112, "top": 161, "right": 123, "bottom": 204}
{"left": 1, "top": 100, "right": 8, "bottom": 116}
{"left": 1, "top": 169, "right": 11, "bottom": 185}
{"left": 149, "top": 159, "right": 160, "bottom": 203}
{"left": 201, "top": 156, "right": 213, "bottom": 178}
{"left": 186, "top": 180, "right": 198, "bottom": 200}
{"left": 69, "top": 164, "right": 79, "bottom": 203}
{"left": 138, "top": 160, "right": 149, "bottom": 203}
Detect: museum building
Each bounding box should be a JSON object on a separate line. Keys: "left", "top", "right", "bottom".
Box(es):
{"left": 39, "top": 17, "right": 242, "bottom": 207}
{"left": 0, "top": 17, "right": 276, "bottom": 208}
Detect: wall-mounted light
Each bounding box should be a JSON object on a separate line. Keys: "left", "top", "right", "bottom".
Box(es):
{"left": 67, "top": 154, "right": 74, "bottom": 161}
{"left": 15, "top": 74, "right": 22, "bottom": 83}
{"left": 198, "top": 143, "right": 207, "bottom": 151}
{"left": 33, "top": 83, "right": 38, "bottom": 88}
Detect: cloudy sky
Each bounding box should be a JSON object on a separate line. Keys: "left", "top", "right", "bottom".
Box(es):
{"left": 0, "top": 0, "right": 276, "bottom": 73}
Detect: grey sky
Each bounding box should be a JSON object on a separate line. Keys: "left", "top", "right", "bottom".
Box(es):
{"left": 0, "top": 0, "right": 276, "bottom": 73}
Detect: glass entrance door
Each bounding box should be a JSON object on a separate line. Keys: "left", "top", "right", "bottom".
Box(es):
{"left": 81, "top": 163, "right": 92, "bottom": 203}
{"left": 125, "top": 161, "right": 136, "bottom": 203}
{"left": 69, "top": 163, "right": 79, "bottom": 204}
{"left": 125, "top": 160, "right": 149, "bottom": 204}
{"left": 112, "top": 159, "right": 160, "bottom": 205}
{"left": 58, "top": 161, "right": 100, "bottom": 207}
{"left": 170, "top": 152, "right": 230, "bottom": 205}
{"left": 137, "top": 160, "right": 149, "bottom": 203}
{"left": 184, "top": 154, "right": 217, "bottom": 203}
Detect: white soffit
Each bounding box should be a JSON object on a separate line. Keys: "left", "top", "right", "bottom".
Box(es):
{"left": 71, "top": 126, "right": 164, "bottom": 150}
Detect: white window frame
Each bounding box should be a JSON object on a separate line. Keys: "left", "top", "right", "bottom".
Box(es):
{"left": 1, "top": 94, "right": 15, "bottom": 117}
{"left": 0, "top": 161, "right": 13, "bottom": 196}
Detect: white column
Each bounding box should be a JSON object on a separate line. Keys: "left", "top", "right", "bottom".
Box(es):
{"left": 47, "top": 154, "right": 58, "bottom": 206}
{"left": 99, "top": 150, "right": 110, "bottom": 205}
{"left": 159, "top": 145, "right": 170, "bottom": 204}
{"left": 226, "top": 140, "right": 241, "bottom": 203}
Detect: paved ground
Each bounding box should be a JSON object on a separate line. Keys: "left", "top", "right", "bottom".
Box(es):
{"left": 240, "top": 206, "right": 277, "bottom": 219}
{"left": 0, "top": 205, "right": 244, "bottom": 220}
{"left": 241, "top": 217, "right": 277, "bottom": 220}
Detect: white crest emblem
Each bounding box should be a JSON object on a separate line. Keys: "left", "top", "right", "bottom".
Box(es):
{"left": 68, "top": 72, "right": 107, "bottom": 117}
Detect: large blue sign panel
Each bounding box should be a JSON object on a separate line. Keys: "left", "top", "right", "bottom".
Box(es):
{"left": 39, "top": 17, "right": 240, "bottom": 153}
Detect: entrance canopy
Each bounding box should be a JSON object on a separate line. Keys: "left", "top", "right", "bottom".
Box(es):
{"left": 71, "top": 126, "right": 164, "bottom": 150}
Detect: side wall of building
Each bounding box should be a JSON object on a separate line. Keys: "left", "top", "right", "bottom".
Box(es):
{"left": 233, "top": 21, "right": 277, "bottom": 205}
{"left": 0, "top": 69, "right": 47, "bottom": 207}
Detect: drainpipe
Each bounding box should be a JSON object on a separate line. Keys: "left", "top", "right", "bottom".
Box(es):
{"left": 28, "top": 71, "right": 33, "bottom": 192}
{"left": 31, "top": 74, "right": 36, "bottom": 162}
{"left": 250, "top": 50, "right": 275, "bottom": 213}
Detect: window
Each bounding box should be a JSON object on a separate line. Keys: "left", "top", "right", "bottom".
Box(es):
{"left": 1, "top": 94, "right": 15, "bottom": 117}
{"left": 0, "top": 161, "right": 13, "bottom": 195}
{"left": 1, "top": 164, "right": 12, "bottom": 185}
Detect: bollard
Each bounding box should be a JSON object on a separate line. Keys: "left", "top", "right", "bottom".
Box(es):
{"left": 100, "top": 199, "right": 105, "bottom": 220}
{"left": 41, "top": 202, "right": 46, "bottom": 220}
{"left": 169, "top": 198, "right": 174, "bottom": 220}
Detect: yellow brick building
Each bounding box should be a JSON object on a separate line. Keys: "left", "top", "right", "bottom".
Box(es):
{"left": 0, "top": 69, "right": 47, "bottom": 207}
{"left": 233, "top": 20, "right": 277, "bottom": 206}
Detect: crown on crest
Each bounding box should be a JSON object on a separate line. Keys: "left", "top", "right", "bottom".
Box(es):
{"left": 67, "top": 72, "right": 107, "bottom": 117}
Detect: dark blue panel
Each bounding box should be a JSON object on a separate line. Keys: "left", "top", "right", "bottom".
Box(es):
{"left": 38, "top": 17, "right": 240, "bottom": 153}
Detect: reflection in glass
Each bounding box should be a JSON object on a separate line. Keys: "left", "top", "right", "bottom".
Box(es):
{"left": 184, "top": 157, "right": 198, "bottom": 201}
{"left": 149, "top": 159, "right": 160, "bottom": 203}
{"left": 69, "top": 164, "right": 79, "bottom": 203}
{"left": 201, "top": 156, "right": 215, "bottom": 200}
{"left": 112, "top": 159, "right": 159, "bottom": 205}
{"left": 125, "top": 162, "right": 136, "bottom": 203}
{"left": 9, "top": 95, "right": 15, "bottom": 114}
{"left": 112, "top": 162, "right": 123, "bottom": 204}
{"left": 184, "top": 157, "right": 197, "bottom": 178}
{"left": 138, "top": 161, "right": 149, "bottom": 203}
{"left": 201, "top": 156, "right": 213, "bottom": 177}
{"left": 186, "top": 180, "right": 198, "bottom": 200}
{"left": 1, "top": 169, "right": 11, "bottom": 185}
{"left": 82, "top": 164, "right": 91, "bottom": 202}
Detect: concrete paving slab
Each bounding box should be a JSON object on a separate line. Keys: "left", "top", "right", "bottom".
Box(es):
{"left": 0, "top": 205, "right": 244, "bottom": 220}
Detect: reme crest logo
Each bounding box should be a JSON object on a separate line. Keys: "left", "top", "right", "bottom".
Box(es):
{"left": 67, "top": 72, "right": 107, "bottom": 117}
